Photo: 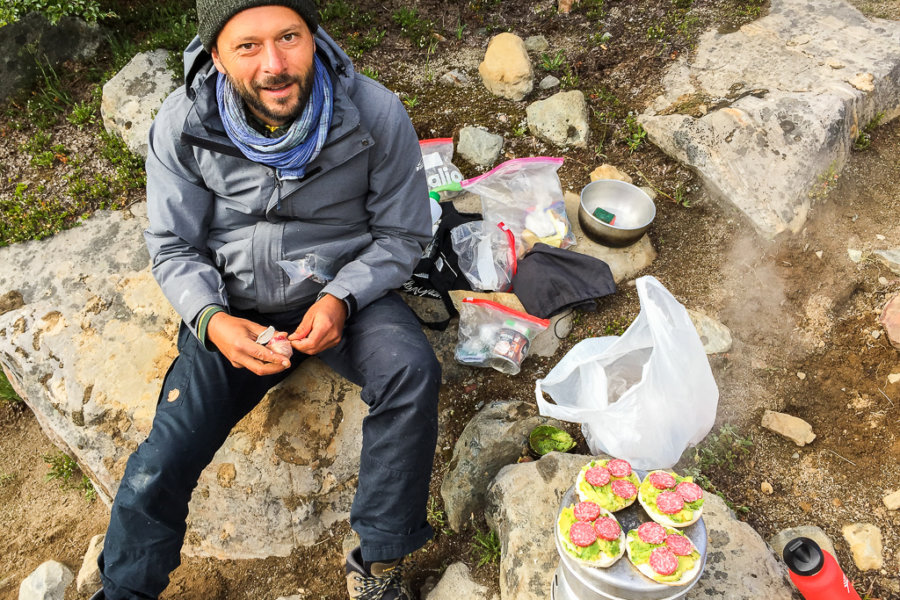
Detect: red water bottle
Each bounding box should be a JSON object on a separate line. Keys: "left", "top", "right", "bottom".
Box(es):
{"left": 782, "top": 537, "right": 861, "bottom": 599}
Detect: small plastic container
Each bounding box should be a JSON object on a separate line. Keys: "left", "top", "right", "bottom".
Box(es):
{"left": 782, "top": 537, "right": 861, "bottom": 600}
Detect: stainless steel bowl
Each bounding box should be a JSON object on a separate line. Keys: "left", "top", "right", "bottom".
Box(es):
{"left": 579, "top": 180, "right": 656, "bottom": 247}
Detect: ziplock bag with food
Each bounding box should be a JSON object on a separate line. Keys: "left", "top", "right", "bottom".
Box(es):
{"left": 534, "top": 276, "right": 718, "bottom": 469}
{"left": 455, "top": 297, "right": 549, "bottom": 375}
{"left": 463, "top": 157, "right": 575, "bottom": 255}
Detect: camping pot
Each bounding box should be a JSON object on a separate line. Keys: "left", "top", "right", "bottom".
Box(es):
{"left": 551, "top": 482, "right": 708, "bottom": 600}
{"left": 578, "top": 180, "right": 656, "bottom": 247}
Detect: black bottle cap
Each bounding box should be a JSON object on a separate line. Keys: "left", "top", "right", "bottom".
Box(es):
{"left": 783, "top": 537, "right": 824, "bottom": 576}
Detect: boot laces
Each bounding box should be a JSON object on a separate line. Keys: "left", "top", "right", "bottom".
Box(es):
{"left": 353, "top": 560, "right": 413, "bottom": 600}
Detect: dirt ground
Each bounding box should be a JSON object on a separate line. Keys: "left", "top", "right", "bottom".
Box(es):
{"left": 1, "top": 0, "right": 899, "bottom": 599}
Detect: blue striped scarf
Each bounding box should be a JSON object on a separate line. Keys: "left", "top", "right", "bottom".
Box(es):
{"left": 216, "top": 53, "right": 333, "bottom": 180}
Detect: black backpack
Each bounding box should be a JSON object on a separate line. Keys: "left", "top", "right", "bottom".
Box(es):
{"left": 401, "top": 201, "right": 480, "bottom": 330}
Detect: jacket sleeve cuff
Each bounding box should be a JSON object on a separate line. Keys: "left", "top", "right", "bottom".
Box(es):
{"left": 195, "top": 304, "right": 226, "bottom": 351}
{"left": 317, "top": 287, "right": 357, "bottom": 318}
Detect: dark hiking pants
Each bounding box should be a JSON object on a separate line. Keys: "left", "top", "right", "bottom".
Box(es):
{"left": 97, "top": 293, "right": 440, "bottom": 599}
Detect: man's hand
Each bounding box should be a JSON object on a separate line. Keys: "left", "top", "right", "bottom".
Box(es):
{"left": 206, "top": 312, "right": 292, "bottom": 375}
{"left": 289, "top": 294, "right": 348, "bottom": 355}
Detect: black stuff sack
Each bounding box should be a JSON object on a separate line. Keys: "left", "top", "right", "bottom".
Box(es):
{"left": 401, "top": 201, "right": 481, "bottom": 329}
{"left": 512, "top": 243, "right": 616, "bottom": 318}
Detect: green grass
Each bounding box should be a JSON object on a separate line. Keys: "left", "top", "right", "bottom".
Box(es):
{"left": 471, "top": 528, "right": 501, "bottom": 567}
{"left": 426, "top": 496, "right": 454, "bottom": 537}
{"left": 391, "top": 7, "right": 434, "bottom": 48}
{"left": 43, "top": 451, "right": 97, "bottom": 501}
{"left": 853, "top": 112, "right": 885, "bottom": 152}
{"left": 0, "top": 0, "right": 116, "bottom": 26}
{"left": 622, "top": 114, "right": 648, "bottom": 153}
{"left": 695, "top": 424, "right": 753, "bottom": 471}
{"left": 540, "top": 51, "right": 566, "bottom": 72}
{"left": 0, "top": 371, "right": 22, "bottom": 404}
{"left": 319, "top": 0, "right": 384, "bottom": 59}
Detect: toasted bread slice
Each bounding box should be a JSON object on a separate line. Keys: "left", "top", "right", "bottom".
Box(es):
{"left": 625, "top": 526, "right": 702, "bottom": 586}
{"left": 557, "top": 505, "right": 626, "bottom": 568}
{"left": 574, "top": 459, "right": 641, "bottom": 512}
{"left": 637, "top": 470, "right": 704, "bottom": 528}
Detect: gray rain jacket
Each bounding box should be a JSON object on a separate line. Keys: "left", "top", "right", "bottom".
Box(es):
{"left": 144, "top": 31, "right": 430, "bottom": 336}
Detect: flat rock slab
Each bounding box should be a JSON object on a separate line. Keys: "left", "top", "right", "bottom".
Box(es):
{"left": 0, "top": 210, "right": 367, "bottom": 559}
{"left": 640, "top": 0, "right": 900, "bottom": 236}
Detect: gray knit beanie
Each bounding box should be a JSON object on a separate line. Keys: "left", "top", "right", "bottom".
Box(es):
{"left": 196, "top": 0, "right": 319, "bottom": 52}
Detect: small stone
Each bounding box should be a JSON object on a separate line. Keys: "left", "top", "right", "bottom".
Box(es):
{"left": 457, "top": 126, "right": 504, "bottom": 167}
{"left": 880, "top": 277, "right": 890, "bottom": 285}
{"left": 832, "top": 498, "right": 842, "bottom": 507}
{"left": 640, "top": 186, "right": 658, "bottom": 201}
{"left": 761, "top": 481, "right": 773, "bottom": 494}
{"left": 880, "top": 295, "right": 900, "bottom": 350}
{"left": 792, "top": 452, "right": 800, "bottom": 460}
{"left": 874, "top": 249, "right": 900, "bottom": 275}
{"left": 439, "top": 69, "right": 469, "bottom": 87}
{"left": 848, "top": 72, "right": 875, "bottom": 92}
{"left": 479, "top": 33, "right": 534, "bottom": 101}
{"left": 524, "top": 35, "right": 549, "bottom": 53}
{"left": 871, "top": 330, "right": 882, "bottom": 339}
{"left": 797, "top": 372, "right": 806, "bottom": 380}
{"left": 76, "top": 534, "right": 104, "bottom": 592}
{"left": 825, "top": 57, "right": 845, "bottom": 69}
{"left": 539, "top": 75, "right": 560, "bottom": 90}
{"left": 848, "top": 248, "right": 863, "bottom": 263}
{"left": 888, "top": 373, "right": 900, "bottom": 385}
{"left": 557, "top": 0, "right": 579, "bottom": 13}
{"left": 762, "top": 410, "right": 816, "bottom": 446}
{"left": 589, "top": 164, "right": 633, "bottom": 184}
{"left": 19, "top": 561, "right": 74, "bottom": 600}
{"left": 842, "top": 523, "right": 883, "bottom": 570}
{"left": 884, "top": 490, "right": 900, "bottom": 510}
{"left": 876, "top": 234, "right": 886, "bottom": 241}
{"left": 815, "top": 250, "right": 823, "bottom": 259}
{"left": 799, "top": 501, "right": 813, "bottom": 512}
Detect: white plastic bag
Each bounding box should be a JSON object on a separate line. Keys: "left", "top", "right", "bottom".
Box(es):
{"left": 535, "top": 276, "right": 718, "bottom": 469}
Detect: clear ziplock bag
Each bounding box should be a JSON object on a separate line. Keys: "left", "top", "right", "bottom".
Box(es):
{"left": 534, "top": 276, "right": 719, "bottom": 469}
{"left": 463, "top": 157, "right": 575, "bottom": 256}
{"left": 450, "top": 221, "right": 517, "bottom": 292}
{"left": 455, "top": 298, "right": 549, "bottom": 375}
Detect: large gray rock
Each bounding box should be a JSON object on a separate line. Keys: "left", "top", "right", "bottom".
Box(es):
{"left": 526, "top": 91, "right": 590, "bottom": 148}
{"left": 18, "top": 560, "right": 73, "bottom": 600}
{"left": 485, "top": 452, "right": 796, "bottom": 600}
{"left": 0, "top": 209, "right": 367, "bottom": 559}
{"left": 640, "top": 0, "right": 900, "bottom": 237}
{"left": 101, "top": 50, "right": 178, "bottom": 158}
{"left": 441, "top": 400, "right": 565, "bottom": 532}
{"left": 75, "top": 534, "right": 104, "bottom": 593}
{"left": 0, "top": 13, "right": 103, "bottom": 102}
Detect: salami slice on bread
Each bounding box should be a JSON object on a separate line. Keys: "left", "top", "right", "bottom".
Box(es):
{"left": 637, "top": 470, "right": 705, "bottom": 528}
{"left": 557, "top": 502, "right": 625, "bottom": 568}
{"left": 575, "top": 459, "right": 641, "bottom": 512}
{"left": 625, "top": 524, "right": 702, "bottom": 586}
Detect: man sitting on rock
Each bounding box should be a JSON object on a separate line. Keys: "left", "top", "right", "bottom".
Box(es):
{"left": 92, "top": 1, "right": 440, "bottom": 599}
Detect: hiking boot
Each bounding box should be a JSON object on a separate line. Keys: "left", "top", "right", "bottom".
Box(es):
{"left": 345, "top": 546, "right": 413, "bottom": 600}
